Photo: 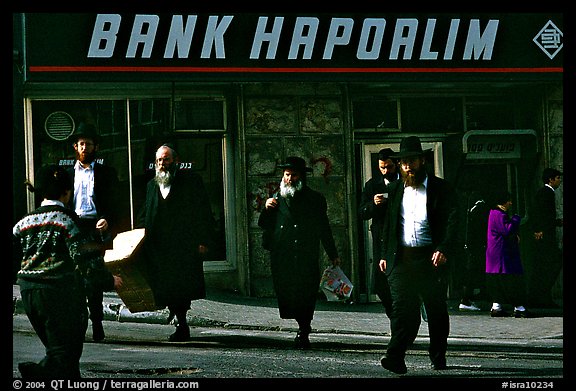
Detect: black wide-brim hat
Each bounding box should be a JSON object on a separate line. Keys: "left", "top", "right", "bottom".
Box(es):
{"left": 391, "top": 136, "right": 432, "bottom": 159}
{"left": 277, "top": 156, "right": 313, "bottom": 172}
{"left": 72, "top": 123, "right": 99, "bottom": 145}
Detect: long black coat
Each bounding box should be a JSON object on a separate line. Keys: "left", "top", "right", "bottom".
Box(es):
{"left": 137, "top": 170, "right": 215, "bottom": 308}
{"left": 258, "top": 186, "right": 339, "bottom": 320}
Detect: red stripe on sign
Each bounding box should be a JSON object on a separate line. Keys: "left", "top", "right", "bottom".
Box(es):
{"left": 29, "top": 66, "right": 563, "bottom": 73}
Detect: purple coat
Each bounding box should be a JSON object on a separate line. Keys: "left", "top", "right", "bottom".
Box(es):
{"left": 485, "top": 208, "right": 523, "bottom": 274}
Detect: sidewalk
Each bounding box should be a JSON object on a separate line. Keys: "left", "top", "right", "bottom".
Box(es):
{"left": 13, "top": 285, "right": 563, "bottom": 351}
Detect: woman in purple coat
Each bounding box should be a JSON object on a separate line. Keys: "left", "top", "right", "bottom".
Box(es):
{"left": 486, "top": 190, "right": 530, "bottom": 318}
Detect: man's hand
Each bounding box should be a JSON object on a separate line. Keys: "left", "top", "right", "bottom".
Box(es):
{"left": 379, "top": 259, "right": 387, "bottom": 272}
{"left": 373, "top": 193, "right": 387, "bottom": 206}
{"left": 95, "top": 218, "right": 109, "bottom": 232}
{"left": 265, "top": 197, "right": 278, "bottom": 209}
{"left": 431, "top": 251, "right": 447, "bottom": 267}
{"left": 113, "top": 275, "right": 124, "bottom": 290}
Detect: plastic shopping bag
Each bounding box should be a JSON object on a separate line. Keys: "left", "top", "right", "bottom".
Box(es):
{"left": 320, "top": 266, "right": 354, "bottom": 302}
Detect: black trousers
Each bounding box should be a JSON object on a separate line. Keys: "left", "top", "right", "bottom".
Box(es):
{"left": 371, "top": 225, "right": 393, "bottom": 315}
{"left": 528, "top": 239, "right": 562, "bottom": 305}
{"left": 77, "top": 218, "right": 106, "bottom": 324}
{"left": 386, "top": 248, "right": 449, "bottom": 365}
{"left": 20, "top": 279, "right": 87, "bottom": 378}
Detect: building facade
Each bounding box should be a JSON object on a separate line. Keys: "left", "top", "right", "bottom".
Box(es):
{"left": 13, "top": 13, "right": 563, "bottom": 301}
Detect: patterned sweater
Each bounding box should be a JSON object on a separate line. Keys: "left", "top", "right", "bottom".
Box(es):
{"left": 13, "top": 201, "right": 113, "bottom": 291}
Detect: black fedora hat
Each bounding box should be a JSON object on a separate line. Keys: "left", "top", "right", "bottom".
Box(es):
{"left": 378, "top": 148, "right": 396, "bottom": 161}
{"left": 392, "top": 136, "right": 431, "bottom": 159}
{"left": 278, "top": 156, "right": 313, "bottom": 173}
{"left": 73, "top": 123, "right": 99, "bottom": 145}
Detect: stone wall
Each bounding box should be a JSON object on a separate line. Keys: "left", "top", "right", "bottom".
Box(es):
{"left": 243, "top": 83, "right": 349, "bottom": 297}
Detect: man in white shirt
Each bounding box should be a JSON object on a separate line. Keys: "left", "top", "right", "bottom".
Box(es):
{"left": 378, "top": 136, "right": 459, "bottom": 375}
{"left": 68, "top": 124, "right": 121, "bottom": 342}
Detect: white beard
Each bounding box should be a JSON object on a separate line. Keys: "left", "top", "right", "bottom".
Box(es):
{"left": 154, "top": 169, "right": 173, "bottom": 186}
{"left": 280, "top": 179, "right": 303, "bottom": 198}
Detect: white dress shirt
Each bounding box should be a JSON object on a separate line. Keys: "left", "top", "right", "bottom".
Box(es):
{"left": 73, "top": 161, "right": 97, "bottom": 218}
{"left": 401, "top": 176, "right": 433, "bottom": 247}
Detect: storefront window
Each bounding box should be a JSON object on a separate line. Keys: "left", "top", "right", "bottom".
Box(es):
{"left": 28, "top": 98, "right": 230, "bottom": 267}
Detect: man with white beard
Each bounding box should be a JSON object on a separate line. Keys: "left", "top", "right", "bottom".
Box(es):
{"left": 258, "top": 156, "right": 341, "bottom": 350}
{"left": 137, "top": 144, "right": 215, "bottom": 342}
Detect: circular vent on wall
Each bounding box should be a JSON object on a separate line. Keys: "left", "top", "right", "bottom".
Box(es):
{"left": 44, "top": 111, "right": 75, "bottom": 141}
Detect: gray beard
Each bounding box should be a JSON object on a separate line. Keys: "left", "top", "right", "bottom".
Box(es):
{"left": 154, "top": 169, "right": 173, "bottom": 186}
{"left": 280, "top": 179, "right": 303, "bottom": 198}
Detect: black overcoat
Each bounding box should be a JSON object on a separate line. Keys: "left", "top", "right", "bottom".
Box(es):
{"left": 258, "top": 186, "right": 339, "bottom": 320}
{"left": 137, "top": 170, "right": 215, "bottom": 308}
{"left": 530, "top": 185, "right": 560, "bottom": 246}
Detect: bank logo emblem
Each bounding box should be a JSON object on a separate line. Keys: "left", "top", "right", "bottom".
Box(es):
{"left": 533, "top": 20, "right": 563, "bottom": 60}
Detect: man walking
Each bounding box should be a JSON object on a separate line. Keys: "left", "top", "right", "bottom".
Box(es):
{"left": 258, "top": 156, "right": 341, "bottom": 350}
{"left": 137, "top": 144, "right": 216, "bottom": 342}
{"left": 527, "top": 168, "right": 563, "bottom": 308}
{"left": 68, "top": 124, "right": 121, "bottom": 342}
{"left": 378, "top": 136, "right": 459, "bottom": 374}
{"left": 358, "top": 148, "right": 399, "bottom": 315}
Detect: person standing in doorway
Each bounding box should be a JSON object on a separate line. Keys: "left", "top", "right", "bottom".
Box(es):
{"left": 13, "top": 165, "right": 122, "bottom": 378}
{"left": 358, "top": 148, "right": 399, "bottom": 315}
{"left": 486, "top": 190, "right": 530, "bottom": 318}
{"left": 378, "top": 136, "right": 459, "bottom": 374}
{"left": 258, "top": 156, "right": 341, "bottom": 350}
{"left": 527, "top": 168, "right": 563, "bottom": 308}
{"left": 459, "top": 191, "right": 489, "bottom": 311}
{"left": 67, "top": 124, "right": 121, "bottom": 342}
{"left": 137, "top": 144, "right": 216, "bottom": 342}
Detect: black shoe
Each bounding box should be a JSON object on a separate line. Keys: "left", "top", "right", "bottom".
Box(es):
{"left": 490, "top": 309, "right": 509, "bottom": 317}
{"left": 514, "top": 310, "right": 533, "bottom": 318}
{"left": 18, "top": 362, "right": 44, "bottom": 378}
{"left": 169, "top": 325, "right": 190, "bottom": 342}
{"left": 380, "top": 356, "right": 407, "bottom": 374}
{"left": 431, "top": 359, "right": 447, "bottom": 370}
{"left": 92, "top": 322, "right": 105, "bottom": 342}
{"left": 294, "top": 332, "right": 311, "bottom": 350}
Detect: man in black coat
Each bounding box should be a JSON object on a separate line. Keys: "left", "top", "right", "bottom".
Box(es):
{"left": 527, "top": 168, "right": 563, "bottom": 308}
{"left": 258, "top": 156, "right": 341, "bottom": 350}
{"left": 137, "top": 144, "right": 215, "bottom": 342}
{"left": 358, "top": 148, "right": 399, "bottom": 315}
{"left": 67, "top": 125, "right": 121, "bottom": 342}
{"left": 378, "top": 136, "right": 459, "bottom": 374}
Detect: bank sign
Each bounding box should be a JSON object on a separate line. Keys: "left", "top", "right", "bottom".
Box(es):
{"left": 23, "top": 13, "right": 563, "bottom": 82}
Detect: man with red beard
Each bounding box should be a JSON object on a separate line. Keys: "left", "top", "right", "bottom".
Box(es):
{"left": 67, "top": 124, "right": 121, "bottom": 342}
{"left": 258, "top": 156, "right": 341, "bottom": 350}
{"left": 378, "top": 136, "right": 459, "bottom": 374}
{"left": 137, "top": 144, "right": 215, "bottom": 342}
